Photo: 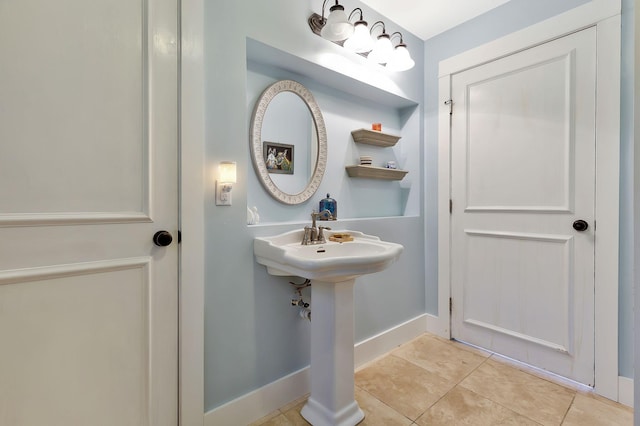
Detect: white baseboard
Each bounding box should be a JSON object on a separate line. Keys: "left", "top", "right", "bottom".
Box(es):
{"left": 204, "top": 367, "right": 310, "bottom": 426}
{"left": 618, "top": 376, "right": 634, "bottom": 407}
{"left": 355, "top": 314, "right": 428, "bottom": 367}
{"left": 425, "top": 312, "right": 449, "bottom": 339}
{"left": 204, "top": 313, "right": 429, "bottom": 425}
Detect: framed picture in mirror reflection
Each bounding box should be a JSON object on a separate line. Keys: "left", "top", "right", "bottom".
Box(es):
{"left": 263, "top": 141, "right": 294, "bottom": 174}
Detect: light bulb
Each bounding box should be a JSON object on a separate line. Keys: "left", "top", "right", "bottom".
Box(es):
{"left": 387, "top": 44, "right": 415, "bottom": 71}
{"left": 343, "top": 21, "right": 374, "bottom": 53}
{"left": 367, "top": 33, "right": 393, "bottom": 64}
{"left": 219, "top": 161, "right": 236, "bottom": 184}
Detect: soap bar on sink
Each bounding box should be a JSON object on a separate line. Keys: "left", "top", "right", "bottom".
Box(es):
{"left": 329, "top": 233, "right": 353, "bottom": 242}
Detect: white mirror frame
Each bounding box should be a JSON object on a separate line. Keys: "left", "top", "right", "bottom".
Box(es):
{"left": 250, "top": 80, "right": 327, "bottom": 205}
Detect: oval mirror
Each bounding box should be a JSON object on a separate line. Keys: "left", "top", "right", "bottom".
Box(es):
{"left": 250, "top": 80, "right": 327, "bottom": 205}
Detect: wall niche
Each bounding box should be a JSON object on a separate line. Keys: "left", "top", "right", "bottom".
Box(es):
{"left": 246, "top": 38, "right": 420, "bottom": 225}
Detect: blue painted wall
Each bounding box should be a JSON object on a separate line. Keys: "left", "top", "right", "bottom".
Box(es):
{"left": 204, "top": 0, "right": 425, "bottom": 411}
{"left": 423, "top": 0, "right": 634, "bottom": 378}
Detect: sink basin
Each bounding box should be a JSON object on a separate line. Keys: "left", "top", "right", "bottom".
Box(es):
{"left": 254, "top": 229, "right": 403, "bottom": 282}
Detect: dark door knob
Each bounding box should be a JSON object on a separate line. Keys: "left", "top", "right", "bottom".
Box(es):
{"left": 153, "top": 231, "right": 173, "bottom": 247}
{"left": 572, "top": 220, "right": 589, "bottom": 232}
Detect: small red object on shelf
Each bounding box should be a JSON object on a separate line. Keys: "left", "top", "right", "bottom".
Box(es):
{"left": 372, "top": 123, "right": 382, "bottom": 131}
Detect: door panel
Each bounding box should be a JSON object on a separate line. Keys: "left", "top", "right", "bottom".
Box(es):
{"left": 466, "top": 54, "right": 573, "bottom": 212}
{"left": 464, "top": 231, "right": 573, "bottom": 354}
{"left": 0, "top": 260, "right": 151, "bottom": 425}
{"left": 0, "top": 0, "right": 178, "bottom": 424}
{"left": 0, "top": 0, "right": 145, "bottom": 217}
{"left": 451, "top": 28, "right": 596, "bottom": 385}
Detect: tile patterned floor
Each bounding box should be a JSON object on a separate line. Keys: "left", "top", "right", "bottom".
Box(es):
{"left": 252, "top": 333, "right": 633, "bottom": 426}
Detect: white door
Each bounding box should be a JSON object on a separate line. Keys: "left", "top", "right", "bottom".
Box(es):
{"left": 0, "top": 1, "right": 179, "bottom": 425}
{"left": 450, "top": 27, "right": 596, "bottom": 385}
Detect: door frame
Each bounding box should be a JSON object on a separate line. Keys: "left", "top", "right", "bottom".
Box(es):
{"left": 180, "top": 0, "right": 205, "bottom": 424}
{"left": 437, "top": 0, "right": 621, "bottom": 401}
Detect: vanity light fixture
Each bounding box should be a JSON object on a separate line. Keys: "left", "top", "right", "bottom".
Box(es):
{"left": 307, "top": 3, "right": 415, "bottom": 72}
{"left": 216, "top": 161, "right": 237, "bottom": 206}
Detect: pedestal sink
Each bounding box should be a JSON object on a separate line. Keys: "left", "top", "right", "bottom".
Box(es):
{"left": 254, "top": 229, "right": 403, "bottom": 426}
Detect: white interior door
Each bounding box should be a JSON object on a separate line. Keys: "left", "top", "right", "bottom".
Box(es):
{"left": 450, "top": 27, "right": 596, "bottom": 385}
{"left": 0, "top": 1, "right": 179, "bottom": 425}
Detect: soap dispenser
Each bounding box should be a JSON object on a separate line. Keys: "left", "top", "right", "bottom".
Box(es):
{"left": 319, "top": 193, "right": 337, "bottom": 220}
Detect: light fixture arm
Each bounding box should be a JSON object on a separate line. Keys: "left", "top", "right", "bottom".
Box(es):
{"left": 348, "top": 7, "right": 364, "bottom": 22}
{"left": 320, "top": 0, "right": 329, "bottom": 21}
{"left": 319, "top": 0, "right": 348, "bottom": 21}
{"left": 370, "top": 21, "right": 387, "bottom": 37}
{"left": 390, "top": 31, "right": 404, "bottom": 45}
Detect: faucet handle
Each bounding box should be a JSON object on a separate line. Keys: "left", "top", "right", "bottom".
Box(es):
{"left": 318, "top": 226, "right": 331, "bottom": 242}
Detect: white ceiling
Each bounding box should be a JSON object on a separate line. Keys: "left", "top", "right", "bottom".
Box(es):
{"left": 358, "top": 0, "right": 512, "bottom": 40}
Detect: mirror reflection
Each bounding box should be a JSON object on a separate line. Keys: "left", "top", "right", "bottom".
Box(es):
{"left": 261, "top": 92, "right": 315, "bottom": 194}
{"left": 250, "top": 80, "right": 327, "bottom": 205}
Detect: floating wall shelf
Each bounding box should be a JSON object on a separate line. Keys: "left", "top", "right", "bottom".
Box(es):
{"left": 351, "top": 129, "right": 401, "bottom": 147}
{"left": 345, "top": 165, "right": 408, "bottom": 180}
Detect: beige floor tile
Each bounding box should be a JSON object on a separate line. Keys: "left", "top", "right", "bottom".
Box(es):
{"left": 249, "top": 409, "right": 284, "bottom": 426}
{"left": 416, "top": 386, "right": 541, "bottom": 426}
{"left": 280, "top": 400, "right": 311, "bottom": 425}
{"left": 355, "top": 354, "right": 454, "bottom": 420}
{"left": 253, "top": 412, "right": 297, "bottom": 426}
{"left": 460, "top": 358, "right": 575, "bottom": 426}
{"left": 252, "top": 396, "right": 311, "bottom": 426}
{"left": 355, "top": 387, "right": 413, "bottom": 425}
{"left": 562, "top": 393, "right": 633, "bottom": 426}
{"left": 393, "top": 334, "right": 489, "bottom": 383}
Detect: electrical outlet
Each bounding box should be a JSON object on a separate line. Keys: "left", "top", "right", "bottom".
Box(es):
{"left": 215, "top": 182, "right": 232, "bottom": 206}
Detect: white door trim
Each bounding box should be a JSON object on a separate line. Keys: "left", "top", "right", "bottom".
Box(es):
{"left": 437, "top": 0, "right": 621, "bottom": 401}
{"left": 180, "top": 0, "right": 205, "bottom": 424}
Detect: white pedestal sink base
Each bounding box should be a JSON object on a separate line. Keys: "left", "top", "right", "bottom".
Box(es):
{"left": 254, "top": 229, "right": 403, "bottom": 425}
{"left": 301, "top": 398, "right": 364, "bottom": 426}
{"left": 300, "top": 279, "right": 365, "bottom": 426}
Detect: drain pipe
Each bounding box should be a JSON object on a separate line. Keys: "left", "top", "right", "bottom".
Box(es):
{"left": 290, "top": 279, "right": 311, "bottom": 321}
{"left": 299, "top": 307, "right": 311, "bottom": 321}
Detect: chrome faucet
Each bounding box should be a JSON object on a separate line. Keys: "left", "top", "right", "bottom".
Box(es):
{"left": 302, "top": 210, "right": 333, "bottom": 245}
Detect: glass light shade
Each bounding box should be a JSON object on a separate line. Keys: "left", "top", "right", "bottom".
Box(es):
{"left": 219, "top": 161, "right": 237, "bottom": 184}
{"left": 320, "top": 5, "right": 354, "bottom": 41}
{"left": 343, "top": 21, "right": 374, "bottom": 53}
{"left": 387, "top": 44, "right": 415, "bottom": 71}
{"left": 367, "top": 33, "right": 393, "bottom": 64}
